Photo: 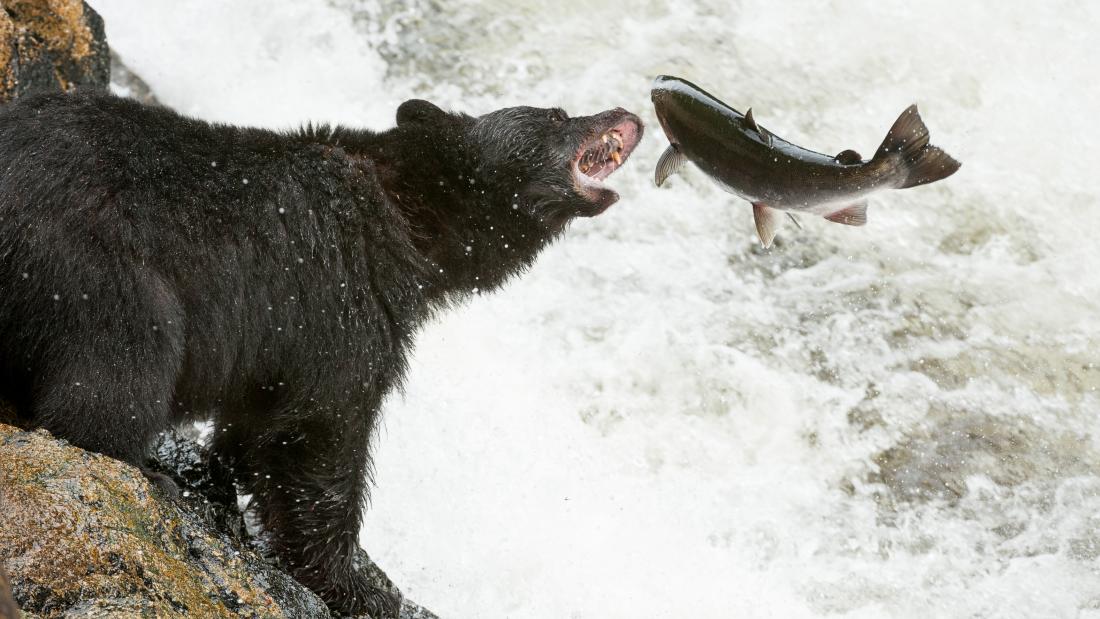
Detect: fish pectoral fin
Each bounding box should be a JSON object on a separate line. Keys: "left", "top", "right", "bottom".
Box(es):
{"left": 752, "top": 203, "right": 780, "bottom": 248}
{"left": 785, "top": 212, "right": 803, "bottom": 230}
{"left": 744, "top": 108, "right": 770, "bottom": 145}
{"left": 834, "top": 149, "right": 863, "bottom": 165}
{"left": 654, "top": 144, "right": 687, "bottom": 187}
{"left": 824, "top": 202, "right": 869, "bottom": 226}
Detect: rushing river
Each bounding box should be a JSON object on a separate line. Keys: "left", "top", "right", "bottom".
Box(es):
{"left": 92, "top": 1, "right": 1100, "bottom": 617}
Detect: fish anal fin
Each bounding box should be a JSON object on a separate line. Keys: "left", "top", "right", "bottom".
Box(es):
{"left": 654, "top": 144, "right": 687, "bottom": 187}
{"left": 824, "top": 202, "right": 868, "bottom": 226}
{"left": 834, "top": 149, "right": 863, "bottom": 165}
{"left": 752, "top": 203, "right": 780, "bottom": 248}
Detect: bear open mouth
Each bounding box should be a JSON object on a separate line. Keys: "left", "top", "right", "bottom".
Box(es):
{"left": 572, "top": 114, "right": 642, "bottom": 209}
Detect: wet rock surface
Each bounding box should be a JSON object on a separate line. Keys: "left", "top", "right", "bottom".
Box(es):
{"left": 0, "top": 566, "right": 17, "bottom": 619}
{"left": 108, "top": 50, "right": 158, "bottom": 105}
{"left": 0, "top": 0, "right": 109, "bottom": 103}
{"left": 0, "top": 421, "right": 332, "bottom": 618}
{"left": 868, "top": 406, "right": 1095, "bottom": 504}
{"left": 0, "top": 421, "right": 439, "bottom": 618}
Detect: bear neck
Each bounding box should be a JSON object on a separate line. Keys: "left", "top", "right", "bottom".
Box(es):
{"left": 331, "top": 128, "right": 559, "bottom": 305}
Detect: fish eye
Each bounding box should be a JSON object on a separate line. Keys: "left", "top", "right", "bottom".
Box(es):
{"left": 549, "top": 108, "right": 568, "bottom": 123}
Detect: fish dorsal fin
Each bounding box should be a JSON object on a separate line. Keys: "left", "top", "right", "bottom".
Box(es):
{"left": 834, "top": 149, "right": 863, "bottom": 165}
{"left": 752, "top": 203, "right": 779, "bottom": 248}
{"left": 744, "top": 108, "right": 769, "bottom": 144}
{"left": 745, "top": 108, "right": 761, "bottom": 132}
{"left": 824, "top": 201, "right": 868, "bottom": 226}
{"left": 654, "top": 144, "right": 687, "bottom": 187}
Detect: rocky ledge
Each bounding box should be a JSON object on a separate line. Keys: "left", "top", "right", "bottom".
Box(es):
{"left": 0, "top": 0, "right": 109, "bottom": 103}
{"left": 0, "top": 420, "right": 437, "bottom": 618}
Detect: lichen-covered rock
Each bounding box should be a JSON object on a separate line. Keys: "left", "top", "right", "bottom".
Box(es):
{"left": 0, "top": 421, "right": 440, "bottom": 619}
{"left": 0, "top": 422, "right": 333, "bottom": 618}
{"left": 0, "top": 0, "right": 109, "bottom": 103}
{"left": 0, "top": 566, "right": 18, "bottom": 619}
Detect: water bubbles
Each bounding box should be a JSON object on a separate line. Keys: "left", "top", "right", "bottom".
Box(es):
{"left": 85, "top": 4, "right": 1100, "bottom": 618}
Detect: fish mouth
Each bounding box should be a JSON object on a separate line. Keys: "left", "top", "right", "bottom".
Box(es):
{"left": 571, "top": 110, "right": 643, "bottom": 212}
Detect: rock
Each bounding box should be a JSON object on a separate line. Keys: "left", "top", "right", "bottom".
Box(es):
{"left": 0, "top": 566, "right": 18, "bottom": 619}
{"left": 0, "top": 421, "right": 439, "bottom": 618}
{"left": 0, "top": 421, "right": 332, "bottom": 618}
{"left": 868, "top": 406, "right": 1096, "bottom": 504}
{"left": 0, "top": 0, "right": 109, "bottom": 103}
{"left": 109, "top": 50, "right": 158, "bottom": 106}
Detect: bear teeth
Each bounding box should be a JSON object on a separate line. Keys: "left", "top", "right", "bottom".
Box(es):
{"left": 579, "top": 131, "right": 625, "bottom": 178}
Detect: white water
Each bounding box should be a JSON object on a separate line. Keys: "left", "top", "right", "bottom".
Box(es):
{"left": 92, "top": 1, "right": 1100, "bottom": 617}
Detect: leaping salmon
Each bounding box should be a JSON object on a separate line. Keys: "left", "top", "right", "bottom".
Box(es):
{"left": 650, "top": 75, "right": 961, "bottom": 248}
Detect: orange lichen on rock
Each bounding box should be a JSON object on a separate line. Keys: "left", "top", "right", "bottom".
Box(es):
{"left": 0, "top": 0, "right": 108, "bottom": 102}
{"left": 0, "top": 10, "right": 15, "bottom": 94}
{"left": 0, "top": 423, "right": 330, "bottom": 618}
{"left": 4, "top": 0, "right": 93, "bottom": 59}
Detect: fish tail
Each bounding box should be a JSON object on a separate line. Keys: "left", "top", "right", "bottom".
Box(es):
{"left": 874, "top": 104, "right": 961, "bottom": 189}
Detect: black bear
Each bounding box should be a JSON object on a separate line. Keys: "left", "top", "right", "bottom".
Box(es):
{"left": 0, "top": 92, "right": 642, "bottom": 616}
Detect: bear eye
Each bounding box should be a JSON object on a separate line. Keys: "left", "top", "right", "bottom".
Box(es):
{"left": 549, "top": 108, "right": 568, "bottom": 123}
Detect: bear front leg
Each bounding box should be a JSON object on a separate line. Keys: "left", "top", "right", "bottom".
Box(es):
{"left": 243, "top": 412, "right": 402, "bottom": 618}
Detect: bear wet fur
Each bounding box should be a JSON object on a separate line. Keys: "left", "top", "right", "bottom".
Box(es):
{"left": 0, "top": 92, "right": 641, "bottom": 616}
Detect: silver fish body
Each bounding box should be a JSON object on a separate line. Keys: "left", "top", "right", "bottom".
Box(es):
{"left": 651, "top": 75, "right": 961, "bottom": 247}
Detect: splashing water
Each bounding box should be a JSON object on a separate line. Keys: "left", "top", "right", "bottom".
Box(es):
{"left": 92, "top": 1, "right": 1100, "bottom": 617}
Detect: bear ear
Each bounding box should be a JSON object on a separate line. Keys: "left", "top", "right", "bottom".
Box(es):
{"left": 396, "top": 99, "right": 447, "bottom": 126}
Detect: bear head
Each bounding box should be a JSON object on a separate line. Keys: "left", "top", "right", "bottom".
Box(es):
{"left": 369, "top": 99, "right": 643, "bottom": 296}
